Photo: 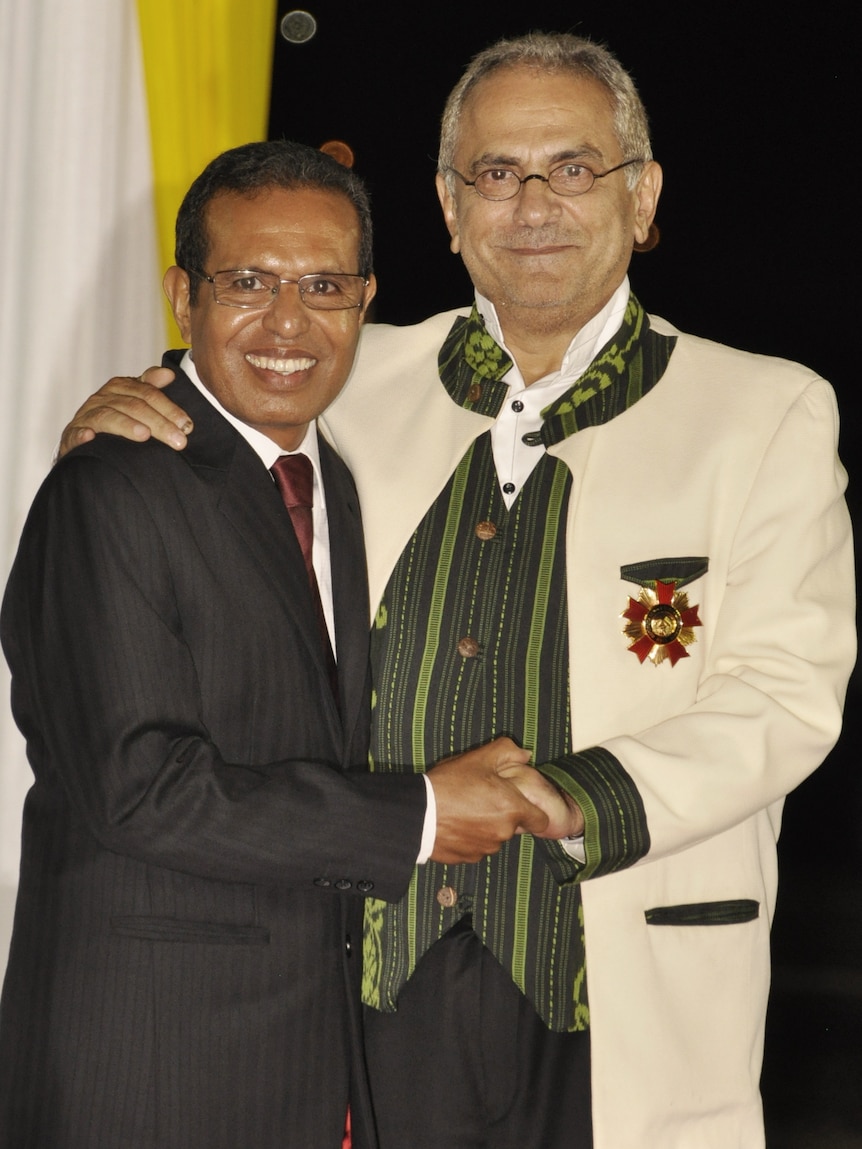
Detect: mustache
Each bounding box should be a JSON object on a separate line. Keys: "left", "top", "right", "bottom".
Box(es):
{"left": 490, "top": 227, "right": 579, "bottom": 248}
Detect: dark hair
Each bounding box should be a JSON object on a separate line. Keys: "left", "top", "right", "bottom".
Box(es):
{"left": 175, "top": 140, "right": 373, "bottom": 302}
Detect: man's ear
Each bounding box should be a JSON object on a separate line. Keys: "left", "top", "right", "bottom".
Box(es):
{"left": 163, "top": 266, "right": 193, "bottom": 344}
{"left": 359, "top": 272, "right": 378, "bottom": 321}
{"left": 632, "top": 161, "right": 663, "bottom": 247}
{"left": 435, "top": 172, "right": 461, "bottom": 254}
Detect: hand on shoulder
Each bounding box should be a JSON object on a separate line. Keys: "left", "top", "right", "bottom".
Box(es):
{"left": 59, "top": 366, "right": 191, "bottom": 457}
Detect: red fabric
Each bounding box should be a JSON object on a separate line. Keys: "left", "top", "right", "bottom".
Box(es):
{"left": 271, "top": 453, "right": 315, "bottom": 584}
{"left": 271, "top": 454, "right": 339, "bottom": 702}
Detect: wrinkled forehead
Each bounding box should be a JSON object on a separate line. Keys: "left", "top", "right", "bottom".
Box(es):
{"left": 454, "top": 65, "right": 619, "bottom": 160}
{"left": 201, "top": 186, "right": 362, "bottom": 259}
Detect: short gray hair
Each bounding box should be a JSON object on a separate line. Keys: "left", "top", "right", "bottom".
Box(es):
{"left": 438, "top": 32, "right": 652, "bottom": 191}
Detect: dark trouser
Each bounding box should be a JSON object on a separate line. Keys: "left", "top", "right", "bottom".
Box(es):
{"left": 363, "top": 918, "right": 592, "bottom": 1149}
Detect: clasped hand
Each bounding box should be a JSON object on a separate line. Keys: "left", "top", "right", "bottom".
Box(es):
{"left": 427, "top": 737, "right": 583, "bottom": 864}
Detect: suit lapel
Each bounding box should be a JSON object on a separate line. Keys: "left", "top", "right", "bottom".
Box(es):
{"left": 165, "top": 363, "right": 343, "bottom": 736}
{"left": 319, "top": 436, "right": 369, "bottom": 756}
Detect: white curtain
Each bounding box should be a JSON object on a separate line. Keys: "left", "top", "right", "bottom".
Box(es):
{"left": 0, "top": 0, "right": 165, "bottom": 969}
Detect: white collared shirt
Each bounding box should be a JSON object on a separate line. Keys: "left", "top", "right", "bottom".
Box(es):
{"left": 478, "top": 277, "right": 630, "bottom": 507}
{"left": 182, "top": 350, "right": 336, "bottom": 651}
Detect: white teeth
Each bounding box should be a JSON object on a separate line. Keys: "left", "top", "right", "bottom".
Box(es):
{"left": 245, "top": 354, "right": 316, "bottom": 373}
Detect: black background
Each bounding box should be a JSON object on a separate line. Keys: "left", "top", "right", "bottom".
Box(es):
{"left": 269, "top": 5, "right": 860, "bottom": 1143}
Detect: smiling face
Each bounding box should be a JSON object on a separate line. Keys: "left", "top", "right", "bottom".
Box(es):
{"left": 164, "top": 185, "right": 376, "bottom": 450}
{"left": 436, "top": 65, "right": 661, "bottom": 345}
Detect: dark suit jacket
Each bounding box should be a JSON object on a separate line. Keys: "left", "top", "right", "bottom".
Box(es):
{"left": 0, "top": 358, "right": 425, "bottom": 1149}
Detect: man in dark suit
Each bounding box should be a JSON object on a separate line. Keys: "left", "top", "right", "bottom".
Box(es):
{"left": 0, "top": 141, "right": 556, "bottom": 1149}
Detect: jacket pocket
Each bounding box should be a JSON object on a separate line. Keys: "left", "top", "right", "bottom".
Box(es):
{"left": 111, "top": 915, "right": 270, "bottom": 945}
{"left": 644, "top": 899, "right": 759, "bottom": 926}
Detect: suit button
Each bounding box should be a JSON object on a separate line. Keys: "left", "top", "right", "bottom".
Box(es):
{"left": 457, "top": 636, "right": 480, "bottom": 658}
{"left": 313, "top": 877, "right": 332, "bottom": 888}
{"left": 334, "top": 878, "right": 352, "bottom": 890}
{"left": 345, "top": 933, "right": 352, "bottom": 955}
{"left": 475, "top": 520, "right": 497, "bottom": 540}
{"left": 357, "top": 880, "right": 374, "bottom": 893}
{"left": 436, "top": 886, "right": 458, "bottom": 908}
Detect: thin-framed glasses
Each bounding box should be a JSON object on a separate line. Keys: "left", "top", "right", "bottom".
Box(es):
{"left": 192, "top": 269, "right": 369, "bottom": 311}
{"left": 444, "top": 158, "right": 643, "bottom": 201}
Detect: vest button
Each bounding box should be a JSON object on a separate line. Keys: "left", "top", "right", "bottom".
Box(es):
{"left": 436, "top": 885, "right": 458, "bottom": 908}
{"left": 457, "top": 636, "right": 480, "bottom": 658}
{"left": 475, "top": 520, "right": 497, "bottom": 540}
{"left": 468, "top": 383, "right": 482, "bottom": 403}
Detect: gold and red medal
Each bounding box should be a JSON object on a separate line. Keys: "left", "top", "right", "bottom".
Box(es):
{"left": 622, "top": 579, "right": 702, "bottom": 666}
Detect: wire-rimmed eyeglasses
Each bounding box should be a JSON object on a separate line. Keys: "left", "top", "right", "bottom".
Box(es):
{"left": 444, "top": 158, "right": 643, "bottom": 201}
{"left": 192, "top": 269, "right": 369, "bottom": 311}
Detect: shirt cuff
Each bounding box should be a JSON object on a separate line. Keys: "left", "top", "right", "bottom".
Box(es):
{"left": 559, "top": 835, "right": 586, "bottom": 863}
{"left": 416, "top": 773, "right": 437, "bottom": 864}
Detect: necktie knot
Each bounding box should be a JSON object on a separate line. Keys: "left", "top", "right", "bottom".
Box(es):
{"left": 271, "top": 453, "right": 313, "bottom": 509}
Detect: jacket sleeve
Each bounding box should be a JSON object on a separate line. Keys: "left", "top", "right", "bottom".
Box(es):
{"left": 1, "top": 451, "right": 426, "bottom": 898}
{"left": 539, "top": 374, "right": 855, "bottom": 880}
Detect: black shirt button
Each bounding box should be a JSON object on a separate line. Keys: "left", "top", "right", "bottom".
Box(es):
{"left": 502, "top": 482, "right": 516, "bottom": 495}
{"left": 511, "top": 399, "right": 524, "bottom": 412}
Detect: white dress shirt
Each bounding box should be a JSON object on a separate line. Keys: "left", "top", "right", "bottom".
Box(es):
{"left": 182, "top": 351, "right": 336, "bottom": 648}
{"left": 478, "top": 277, "right": 631, "bottom": 507}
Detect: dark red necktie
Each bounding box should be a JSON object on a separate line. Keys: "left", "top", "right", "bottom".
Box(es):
{"left": 271, "top": 454, "right": 339, "bottom": 703}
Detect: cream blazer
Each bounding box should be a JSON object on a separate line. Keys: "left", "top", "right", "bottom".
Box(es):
{"left": 322, "top": 308, "right": 856, "bottom": 1148}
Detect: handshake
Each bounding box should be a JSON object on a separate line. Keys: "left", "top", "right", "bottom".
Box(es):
{"left": 426, "top": 737, "right": 584, "bottom": 865}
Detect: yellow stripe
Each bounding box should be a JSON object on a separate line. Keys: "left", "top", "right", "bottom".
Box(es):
{"left": 135, "top": 0, "right": 277, "bottom": 343}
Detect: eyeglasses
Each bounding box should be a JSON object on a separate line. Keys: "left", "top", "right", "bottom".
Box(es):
{"left": 192, "top": 269, "right": 369, "bottom": 311}
{"left": 444, "top": 158, "right": 643, "bottom": 201}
